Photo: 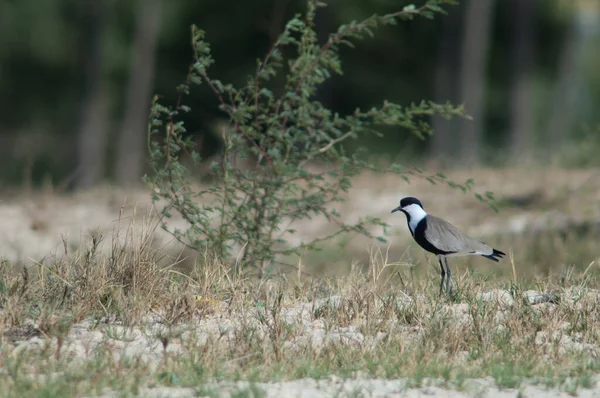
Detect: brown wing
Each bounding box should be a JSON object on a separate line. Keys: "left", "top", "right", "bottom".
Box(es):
{"left": 424, "top": 215, "right": 493, "bottom": 255}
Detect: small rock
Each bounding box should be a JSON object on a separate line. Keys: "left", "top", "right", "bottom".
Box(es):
{"left": 11, "top": 336, "right": 45, "bottom": 357}
{"left": 313, "top": 295, "right": 343, "bottom": 310}
{"left": 524, "top": 290, "right": 555, "bottom": 305}
{"left": 395, "top": 295, "right": 414, "bottom": 310}
{"left": 477, "top": 289, "right": 515, "bottom": 308}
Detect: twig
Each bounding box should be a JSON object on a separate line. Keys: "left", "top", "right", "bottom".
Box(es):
{"left": 317, "top": 131, "right": 354, "bottom": 153}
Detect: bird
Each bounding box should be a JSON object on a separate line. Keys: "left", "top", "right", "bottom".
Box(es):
{"left": 391, "top": 196, "right": 505, "bottom": 295}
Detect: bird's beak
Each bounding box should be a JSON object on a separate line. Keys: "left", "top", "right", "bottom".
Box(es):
{"left": 391, "top": 206, "right": 402, "bottom": 213}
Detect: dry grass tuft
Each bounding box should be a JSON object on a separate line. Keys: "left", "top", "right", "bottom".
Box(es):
{"left": 0, "top": 168, "right": 599, "bottom": 396}
{"left": 1, "top": 236, "right": 600, "bottom": 396}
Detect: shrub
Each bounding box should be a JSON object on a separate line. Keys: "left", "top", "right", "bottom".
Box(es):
{"left": 146, "top": 0, "right": 475, "bottom": 271}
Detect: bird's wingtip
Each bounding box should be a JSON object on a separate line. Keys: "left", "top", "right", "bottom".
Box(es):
{"left": 493, "top": 248, "right": 506, "bottom": 257}
{"left": 481, "top": 248, "right": 506, "bottom": 262}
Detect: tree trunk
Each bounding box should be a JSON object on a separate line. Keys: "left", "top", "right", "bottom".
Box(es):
{"left": 457, "top": 0, "right": 497, "bottom": 167}
{"left": 546, "top": 3, "right": 596, "bottom": 156}
{"left": 430, "top": 8, "right": 461, "bottom": 166}
{"left": 315, "top": 0, "right": 335, "bottom": 108}
{"left": 74, "top": 0, "right": 109, "bottom": 189}
{"left": 115, "top": 0, "right": 162, "bottom": 186}
{"left": 509, "top": 0, "right": 539, "bottom": 161}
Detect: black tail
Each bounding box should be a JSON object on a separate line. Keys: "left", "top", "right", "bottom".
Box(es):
{"left": 482, "top": 249, "right": 506, "bottom": 263}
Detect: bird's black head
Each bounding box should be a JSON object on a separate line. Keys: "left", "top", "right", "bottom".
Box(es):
{"left": 391, "top": 197, "right": 424, "bottom": 214}
{"left": 400, "top": 197, "right": 423, "bottom": 209}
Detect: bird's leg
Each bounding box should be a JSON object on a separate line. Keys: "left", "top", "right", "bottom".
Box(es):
{"left": 437, "top": 255, "right": 446, "bottom": 296}
{"left": 444, "top": 256, "right": 452, "bottom": 295}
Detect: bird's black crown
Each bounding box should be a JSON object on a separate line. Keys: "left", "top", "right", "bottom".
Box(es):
{"left": 400, "top": 197, "right": 423, "bottom": 209}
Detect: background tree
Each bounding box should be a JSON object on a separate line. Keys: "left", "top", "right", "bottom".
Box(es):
{"left": 0, "top": 0, "right": 598, "bottom": 187}
{"left": 546, "top": 0, "right": 600, "bottom": 159}
{"left": 458, "top": 0, "right": 497, "bottom": 166}
{"left": 116, "top": 0, "right": 162, "bottom": 185}
{"left": 430, "top": 6, "right": 461, "bottom": 166}
{"left": 75, "top": 0, "right": 110, "bottom": 189}
{"left": 509, "top": 0, "right": 539, "bottom": 161}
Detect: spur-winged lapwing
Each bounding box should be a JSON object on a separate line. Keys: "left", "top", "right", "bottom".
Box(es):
{"left": 391, "top": 197, "right": 505, "bottom": 295}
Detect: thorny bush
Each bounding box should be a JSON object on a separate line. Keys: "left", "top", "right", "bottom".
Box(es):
{"left": 146, "top": 0, "right": 484, "bottom": 272}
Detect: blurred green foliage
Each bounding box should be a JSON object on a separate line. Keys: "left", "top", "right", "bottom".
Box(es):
{"left": 0, "top": 0, "right": 599, "bottom": 186}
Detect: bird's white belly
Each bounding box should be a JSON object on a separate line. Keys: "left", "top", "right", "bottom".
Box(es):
{"left": 445, "top": 251, "right": 482, "bottom": 257}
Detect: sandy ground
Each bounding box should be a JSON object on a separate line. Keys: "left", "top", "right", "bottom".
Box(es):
{"left": 5, "top": 289, "right": 600, "bottom": 397}
{"left": 98, "top": 379, "right": 600, "bottom": 398}
{"left": 0, "top": 168, "right": 598, "bottom": 264}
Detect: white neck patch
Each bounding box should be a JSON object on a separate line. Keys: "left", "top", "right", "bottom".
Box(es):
{"left": 403, "top": 203, "right": 427, "bottom": 234}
